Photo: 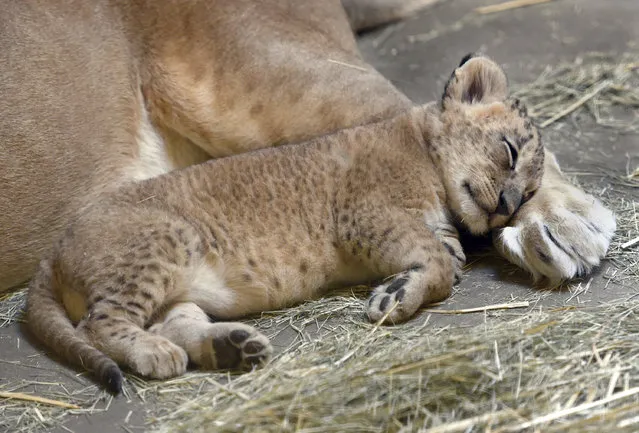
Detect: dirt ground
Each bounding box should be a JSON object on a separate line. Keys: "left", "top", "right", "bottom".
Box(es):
{"left": 1, "top": 0, "right": 637, "bottom": 432}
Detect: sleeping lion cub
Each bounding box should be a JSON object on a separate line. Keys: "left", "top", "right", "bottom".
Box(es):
{"left": 27, "top": 55, "right": 544, "bottom": 393}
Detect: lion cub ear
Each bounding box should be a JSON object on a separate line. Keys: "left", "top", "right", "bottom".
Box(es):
{"left": 441, "top": 53, "right": 508, "bottom": 108}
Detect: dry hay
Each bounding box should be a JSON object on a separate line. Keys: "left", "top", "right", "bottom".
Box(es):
{"left": 0, "top": 287, "right": 27, "bottom": 327}
{"left": 0, "top": 380, "right": 114, "bottom": 433}
{"left": 512, "top": 52, "right": 639, "bottom": 130}
{"left": 3, "top": 293, "right": 639, "bottom": 432}
{"left": 0, "top": 52, "right": 638, "bottom": 432}
{"left": 150, "top": 300, "right": 639, "bottom": 433}
{"left": 601, "top": 196, "right": 639, "bottom": 288}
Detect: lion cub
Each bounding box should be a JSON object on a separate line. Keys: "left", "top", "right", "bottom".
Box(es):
{"left": 27, "top": 55, "right": 544, "bottom": 393}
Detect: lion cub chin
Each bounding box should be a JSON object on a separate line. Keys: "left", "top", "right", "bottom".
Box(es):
{"left": 27, "top": 55, "right": 544, "bottom": 393}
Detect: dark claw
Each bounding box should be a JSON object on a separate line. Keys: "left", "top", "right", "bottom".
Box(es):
{"left": 459, "top": 52, "right": 476, "bottom": 67}
{"left": 444, "top": 243, "right": 456, "bottom": 256}
{"left": 536, "top": 247, "right": 552, "bottom": 264}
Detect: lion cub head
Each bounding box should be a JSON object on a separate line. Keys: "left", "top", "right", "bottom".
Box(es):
{"left": 431, "top": 54, "right": 545, "bottom": 235}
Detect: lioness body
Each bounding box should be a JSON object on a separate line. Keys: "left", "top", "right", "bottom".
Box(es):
{"left": 0, "top": 0, "right": 414, "bottom": 290}
{"left": 27, "top": 56, "right": 546, "bottom": 392}
{"left": 0, "top": 0, "right": 615, "bottom": 291}
{"left": 0, "top": 0, "right": 615, "bottom": 292}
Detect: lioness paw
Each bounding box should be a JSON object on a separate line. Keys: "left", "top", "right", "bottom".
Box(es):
{"left": 493, "top": 183, "right": 615, "bottom": 283}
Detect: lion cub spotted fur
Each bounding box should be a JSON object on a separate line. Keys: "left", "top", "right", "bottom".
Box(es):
{"left": 27, "top": 56, "right": 544, "bottom": 393}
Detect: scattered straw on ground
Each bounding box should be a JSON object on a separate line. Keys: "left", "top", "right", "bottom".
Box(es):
{"left": 0, "top": 377, "right": 112, "bottom": 433}
{"left": 475, "top": 0, "right": 555, "bottom": 16}
{"left": 0, "top": 391, "right": 80, "bottom": 410}
{"left": 406, "top": 0, "right": 555, "bottom": 46}
{"left": 0, "top": 286, "right": 27, "bottom": 327}
{"left": 151, "top": 301, "right": 639, "bottom": 432}
{"left": 601, "top": 195, "right": 639, "bottom": 288}
{"left": 513, "top": 52, "right": 639, "bottom": 130}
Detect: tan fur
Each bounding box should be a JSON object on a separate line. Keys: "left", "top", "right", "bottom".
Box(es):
{"left": 0, "top": 0, "right": 421, "bottom": 290}
{"left": 494, "top": 153, "right": 616, "bottom": 283}
{"left": 0, "top": 0, "right": 614, "bottom": 292}
{"left": 27, "top": 57, "right": 545, "bottom": 392}
{"left": 2, "top": 0, "right": 616, "bottom": 392}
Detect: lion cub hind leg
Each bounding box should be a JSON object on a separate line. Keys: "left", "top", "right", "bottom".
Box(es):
{"left": 77, "top": 252, "right": 192, "bottom": 379}
{"left": 338, "top": 206, "right": 458, "bottom": 324}
{"left": 78, "top": 302, "right": 188, "bottom": 379}
{"left": 67, "top": 218, "right": 211, "bottom": 380}
{"left": 150, "top": 302, "right": 272, "bottom": 371}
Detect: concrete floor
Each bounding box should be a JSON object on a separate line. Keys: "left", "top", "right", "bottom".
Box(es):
{"left": 1, "top": 0, "right": 638, "bottom": 432}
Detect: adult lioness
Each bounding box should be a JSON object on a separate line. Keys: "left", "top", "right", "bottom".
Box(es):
{"left": 0, "top": 0, "right": 614, "bottom": 291}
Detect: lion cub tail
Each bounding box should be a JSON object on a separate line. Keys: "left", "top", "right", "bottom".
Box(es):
{"left": 26, "top": 258, "right": 124, "bottom": 394}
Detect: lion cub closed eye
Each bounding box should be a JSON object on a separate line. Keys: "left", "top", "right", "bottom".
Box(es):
{"left": 26, "top": 55, "right": 544, "bottom": 393}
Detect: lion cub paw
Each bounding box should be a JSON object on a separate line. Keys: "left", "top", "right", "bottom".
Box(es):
{"left": 126, "top": 335, "right": 188, "bottom": 379}
{"left": 367, "top": 270, "right": 424, "bottom": 324}
{"left": 202, "top": 323, "right": 273, "bottom": 371}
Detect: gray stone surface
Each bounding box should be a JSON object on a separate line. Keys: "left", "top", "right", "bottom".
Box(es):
{"left": 1, "top": 0, "right": 637, "bottom": 432}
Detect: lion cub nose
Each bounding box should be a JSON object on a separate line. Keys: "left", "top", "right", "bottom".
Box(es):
{"left": 495, "top": 188, "right": 522, "bottom": 216}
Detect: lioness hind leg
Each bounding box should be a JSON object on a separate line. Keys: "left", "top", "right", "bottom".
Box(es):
{"left": 150, "top": 302, "right": 272, "bottom": 371}
{"left": 343, "top": 0, "right": 440, "bottom": 31}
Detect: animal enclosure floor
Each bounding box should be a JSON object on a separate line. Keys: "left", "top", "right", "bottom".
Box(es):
{"left": 1, "top": 0, "right": 638, "bottom": 431}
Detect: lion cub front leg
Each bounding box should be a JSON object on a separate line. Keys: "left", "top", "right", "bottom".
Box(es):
{"left": 339, "top": 206, "right": 457, "bottom": 324}
{"left": 430, "top": 220, "right": 466, "bottom": 284}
